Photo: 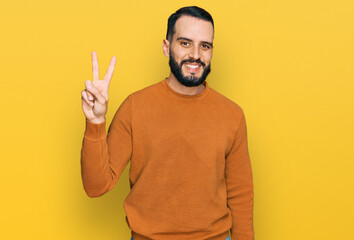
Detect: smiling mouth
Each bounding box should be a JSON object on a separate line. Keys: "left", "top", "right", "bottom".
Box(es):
{"left": 184, "top": 63, "right": 202, "bottom": 73}
{"left": 186, "top": 64, "right": 199, "bottom": 69}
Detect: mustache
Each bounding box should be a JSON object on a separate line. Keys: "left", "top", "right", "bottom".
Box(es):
{"left": 180, "top": 59, "right": 206, "bottom": 68}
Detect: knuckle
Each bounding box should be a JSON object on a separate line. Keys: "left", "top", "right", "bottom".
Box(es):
{"left": 86, "top": 87, "right": 94, "bottom": 94}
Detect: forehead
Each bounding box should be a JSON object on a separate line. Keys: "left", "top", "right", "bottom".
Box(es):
{"left": 173, "top": 15, "right": 214, "bottom": 42}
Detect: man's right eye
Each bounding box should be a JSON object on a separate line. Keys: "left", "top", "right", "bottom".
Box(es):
{"left": 181, "top": 41, "right": 190, "bottom": 46}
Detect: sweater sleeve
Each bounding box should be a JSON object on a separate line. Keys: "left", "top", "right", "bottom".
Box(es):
{"left": 80, "top": 95, "right": 132, "bottom": 197}
{"left": 225, "top": 110, "right": 255, "bottom": 240}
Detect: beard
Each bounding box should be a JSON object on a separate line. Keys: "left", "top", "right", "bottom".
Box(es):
{"left": 169, "top": 51, "right": 211, "bottom": 87}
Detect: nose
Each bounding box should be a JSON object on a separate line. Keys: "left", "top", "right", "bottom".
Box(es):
{"left": 188, "top": 45, "right": 201, "bottom": 60}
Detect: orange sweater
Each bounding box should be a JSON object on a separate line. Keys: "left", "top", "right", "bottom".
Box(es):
{"left": 81, "top": 79, "right": 254, "bottom": 240}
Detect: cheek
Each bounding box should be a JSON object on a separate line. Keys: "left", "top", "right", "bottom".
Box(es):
{"left": 202, "top": 53, "right": 212, "bottom": 65}
{"left": 172, "top": 45, "right": 185, "bottom": 55}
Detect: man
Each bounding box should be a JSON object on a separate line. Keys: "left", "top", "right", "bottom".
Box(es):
{"left": 81, "top": 6, "right": 254, "bottom": 240}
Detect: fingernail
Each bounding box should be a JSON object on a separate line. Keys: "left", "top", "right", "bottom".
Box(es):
{"left": 89, "top": 95, "right": 93, "bottom": 100}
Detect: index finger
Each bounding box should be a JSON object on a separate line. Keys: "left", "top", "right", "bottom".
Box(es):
{"left": 91, "top": 51, "right": 99, "bottom": 82}
{"left": 103, "top": 56, "right": 117, "bottom": 84}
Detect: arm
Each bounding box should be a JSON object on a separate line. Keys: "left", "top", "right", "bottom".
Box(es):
{"left": 80, "top": 95, "right": 132, "bottom": 197}
{"left": 225, "top": 110, "right": 255, "bottom": 240}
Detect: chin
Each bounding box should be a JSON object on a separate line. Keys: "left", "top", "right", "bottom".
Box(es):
{"left": 182, "top": 70, "right": 203, "bottom": 79}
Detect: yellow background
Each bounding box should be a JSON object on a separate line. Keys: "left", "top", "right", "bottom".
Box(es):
{"left": 1, "top": 0, "right": 353, "bottom": 239}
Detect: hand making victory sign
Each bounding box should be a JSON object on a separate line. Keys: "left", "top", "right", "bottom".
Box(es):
{"left": 81, "top": 51, "right": 117, "bottom": 124}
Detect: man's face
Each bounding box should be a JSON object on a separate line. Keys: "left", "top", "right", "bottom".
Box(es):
{"left": 164, "top": 15, "right": 214, "bottom": 87}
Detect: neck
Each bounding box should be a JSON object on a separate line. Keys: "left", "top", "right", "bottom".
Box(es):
{"left": 166, "top": 73, "right": 206, "bottom": 96}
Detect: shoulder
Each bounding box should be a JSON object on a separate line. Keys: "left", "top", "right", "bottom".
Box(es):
{"left": 115, "top": 81, "right": 161, "bottom": 108}
{"left": 121, "top": 80, "right": 165, "bottom": 113}
{"left": 128, "top": 80, "right": 162, "bottom": 101}
{"left": 208, "top": 87, "right": 245, "bottom": 116}
{"left": 131, "top": 81, "right": 161, "bottom": 96}
{"left": 207, "top": 87, "right": 249, "bottom": 137}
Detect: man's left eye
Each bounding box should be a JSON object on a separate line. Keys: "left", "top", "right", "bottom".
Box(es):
{"left": 202, "top": 44, "right": 210, "bottom": 49}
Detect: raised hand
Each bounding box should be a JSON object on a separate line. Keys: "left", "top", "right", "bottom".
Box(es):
{"left": 81, "top": 51, "right": 116, "bottom": 124}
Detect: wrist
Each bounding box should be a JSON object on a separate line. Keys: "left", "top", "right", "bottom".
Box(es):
{"left": 87, "top": 117, "right": 106, "bottom": 125}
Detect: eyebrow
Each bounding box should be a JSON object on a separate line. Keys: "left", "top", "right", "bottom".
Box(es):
{"left": 176, "top": 37, "right": 213, "bottom": 47}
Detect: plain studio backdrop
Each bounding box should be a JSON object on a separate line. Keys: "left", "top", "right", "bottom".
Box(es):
{"left": 0, "top": 0, "right": 353, "bottom": 239}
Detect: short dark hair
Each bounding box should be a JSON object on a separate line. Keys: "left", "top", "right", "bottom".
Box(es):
{"left": 166, "top": 6, "right": 214, "bottom": 41}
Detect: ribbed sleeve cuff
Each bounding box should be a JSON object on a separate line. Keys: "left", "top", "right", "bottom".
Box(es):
{"left": 84, "top": 118, "right": 107, "bottom": 140}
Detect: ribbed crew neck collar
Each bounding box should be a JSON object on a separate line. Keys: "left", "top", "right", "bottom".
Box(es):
{"left": 161, "top": 78, "right": 210, "bottom": 100}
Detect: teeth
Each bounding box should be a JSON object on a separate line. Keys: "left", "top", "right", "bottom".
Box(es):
{"left": 186, "top": 64, "right": 199, "bottom": 69}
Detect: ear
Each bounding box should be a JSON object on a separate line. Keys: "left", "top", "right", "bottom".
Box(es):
{"left": 162, "top": 39, "right": 170, "bottom": 58}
